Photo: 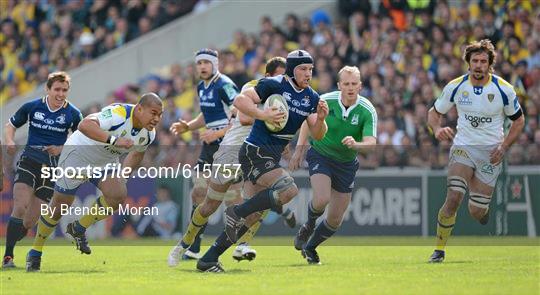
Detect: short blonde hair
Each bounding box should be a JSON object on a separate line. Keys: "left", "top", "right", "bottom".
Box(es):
{"left": 338, "top": 66, "right": 361, "bottom": 81}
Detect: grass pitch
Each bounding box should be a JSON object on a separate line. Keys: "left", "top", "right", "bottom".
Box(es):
{"left": 1, "top": 237, "right": 539, "bottom": 295}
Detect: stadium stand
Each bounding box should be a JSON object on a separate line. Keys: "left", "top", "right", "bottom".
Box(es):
{"left": 0, "top": 0, "right": 200, "bottom": 104}
{"left": 86, "top": 0, "right": 538, "bottom": 167}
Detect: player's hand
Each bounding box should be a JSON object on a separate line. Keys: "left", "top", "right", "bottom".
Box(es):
{"left": 169, "top": 120, "right": 189, "bottom": 136}
{"left": 316, "top": 100, "right": 329, "bottom": 121}
{"left": 490, "top": 144, "right": 507, "bottom": 165}
{"left": 115, "top": 138, "right": 134, "bottom": 149}
{"left": 434, "top": 127, "right": 455, "bottom": 141}
{"left": 200, "top": 129, "right": 221, "bottom": 144}
{"left": 43, "top": 145, "right": 62, "bottom": 156}
{"left": 262, "top": 106, "right": 286, "bottom": 125}
{"left": 281, "top": 144, "right": 292, "bottom": 161}
{"left": 289, "top": 151, "right": 304, "bottom": 171}
{"left": 6, "top": 140, "right": 16, "bottom": 156}
{"left": 342, "top": 136, "right": 358, "bottom": 149}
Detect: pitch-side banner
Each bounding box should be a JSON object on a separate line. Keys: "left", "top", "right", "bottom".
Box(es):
{"left": 202, "top": 174, "right": 425, "bottom": 236}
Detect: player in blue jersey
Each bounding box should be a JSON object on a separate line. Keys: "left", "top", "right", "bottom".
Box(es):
{"left": 196, "top": 50, "right": 329, "bottom": 272}
{"left": 170, "top": 48, "right": 240, "bottom": 259}
{"left": 2, "top": 72, "right": 82, "bottom": 268}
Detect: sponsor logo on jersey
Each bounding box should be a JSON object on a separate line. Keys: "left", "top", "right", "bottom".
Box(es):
{"left": 56, "top": 114, "right": 66, "bottom": 124}
{"left": 351, "top": 114, "right": 359, "bottom": 125}
{"left": 513, "top": 98, "right": 519, "bottom": 111}
{"left": 100, "top": 109, "right": 112, "bottom": 119}
{"left": 282, "top": 92, "right": 292, "bottom": 101}
{"left": 292, "top": 100, "right": 301, "bottom": 107}
{"left": 458, "top": 91, "right": 472, "bottom": 105}
{"left": 139, "top": 137, "right": 146, "bottom": 144}
{"left": 487, "top": 94, "right": 495, "bottom": 102}
{"left": 473, "top": 86, "right": 483, "bottom": 95}
{"left": 34, "top": 112, "right": 45, "bottom": 121}
{"left": 44, "top": 118, "right": 55, "bottom": 125}
{"left": 301, "top": 96, "right": 311, "bottom": 107}
{"left": 464, "top": 114, "right": 492, "bottom": 127}
{"left": 264, "top": 160, "right": 275, "bottom": 169}
{"left": 481, "top": 163, "right": 494, "bottom": 175}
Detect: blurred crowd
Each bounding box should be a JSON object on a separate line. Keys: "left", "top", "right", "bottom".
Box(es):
{"left": 0, "top": 0, "right": 204, "bottom": 104}
{"left": 9, "top": 0, "right": 540, "bottom": 168}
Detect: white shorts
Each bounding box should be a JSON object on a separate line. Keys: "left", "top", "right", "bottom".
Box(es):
{"left": 54, "top": 146, "right": 115, "bottom": 194}
{"left": 209, "top": 144, "right": 243, "bottom": 186}
{"left": 449, "top": 145, "right": 501, "bottom": 187}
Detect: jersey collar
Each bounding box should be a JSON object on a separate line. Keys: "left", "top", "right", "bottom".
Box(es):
{"left": 285, "top": 76, "right": 305, "bottom": 93}
{"left": 203, "top": 72, "right": 221, "bottom": 89}
{"left": 468, "top": 73, "right": 492, "bottom": 87}
{"left": 43, "top": 96, "right": 67, "bottom": 113}
{"left": 338, "top": 93, "right": 362, "bottom": 118}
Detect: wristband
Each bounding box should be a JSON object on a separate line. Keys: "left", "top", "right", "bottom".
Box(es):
{"left": 107, "top": 135, "right": 118, "bottom": 145}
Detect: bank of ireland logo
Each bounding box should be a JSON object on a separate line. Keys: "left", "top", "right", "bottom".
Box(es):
{"left": 481, "top": 163, "right": 494, "bottom": 175}
{"left": 458, "top": 91, "right": 472, "bottom": 105}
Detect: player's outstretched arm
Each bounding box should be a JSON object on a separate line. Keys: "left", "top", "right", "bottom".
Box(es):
{"left": 427, "top": 107, "right": 454, "bottom": 142}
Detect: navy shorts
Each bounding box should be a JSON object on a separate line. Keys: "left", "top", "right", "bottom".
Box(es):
{"left": 239, "top": 142, "right": 281, "bottom": 184}
{"left": 306, "top": 148, "right": 358, "bottom": 193}
{"left": 14, "top": 156, "right": 54, "bottom": 202}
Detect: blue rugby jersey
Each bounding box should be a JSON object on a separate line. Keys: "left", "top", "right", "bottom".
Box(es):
{"left": 9, "top": 96, "right": 82, "bottom": 165}
{"left": 246, "top": 75, "right": 319, "bottom": 157}
{"left": 197, "top": 73, "right": 239, "bottom": 143}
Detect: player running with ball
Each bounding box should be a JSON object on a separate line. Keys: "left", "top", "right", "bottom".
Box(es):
{"left": 289, "top": 66, "right": 377, "bottom": 264}
{"left": 196, "top": 50, "right": 328, "bottom": 272}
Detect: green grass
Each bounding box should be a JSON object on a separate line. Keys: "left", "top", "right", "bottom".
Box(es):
{"left": 1, "top": 237, "right": 539, "bottom": 295}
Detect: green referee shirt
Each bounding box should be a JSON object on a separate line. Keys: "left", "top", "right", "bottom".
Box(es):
{"left": 310, "top": 91, "right": 378, "bottom": 162}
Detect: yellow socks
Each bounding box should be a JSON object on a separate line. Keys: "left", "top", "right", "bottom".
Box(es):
{"left": 436, "top": 209, "right": 456, "bottom": 251}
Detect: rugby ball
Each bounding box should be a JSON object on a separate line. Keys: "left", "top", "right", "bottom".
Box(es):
{"left": 263, "top": 94, "right": 289, "bottom": 132}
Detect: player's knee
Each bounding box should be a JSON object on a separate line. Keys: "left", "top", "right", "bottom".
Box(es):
{"left": 271, "top": 175, "right": 297, "bottom": 204}
{"left": 468, "top": 193, "right": 491, "bottom": 220}
{"left": 447, "top": 176, "right": 467, "bottom": 196}
{"left": 200, "top": 198, "right": 221, "bottom": 217}
{"left": 11, "top": 204, "right": 27, "bottom": 219}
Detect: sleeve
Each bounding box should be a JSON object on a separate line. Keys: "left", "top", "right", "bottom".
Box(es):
{"left": 502, "top": 86, "right": 523, "bottom": 120}
{"left": 9, "top": 101, "right": 34, "bottom": 128}
{"left": 70, "top": 108, "right": 83, "bottom": 132}
{"left": 218, "top": 83, "right": 239, "bottom": 106}
{"left": 96, "top": 105, "right": 127, "bottom": 131}
{"left": 254, "top": 78, "right": 282, "bottom": 104}
{"left": 134, "top": 130, "right": 156, "bottom": 152}
{"left": 362, "top": 107, "right": 378, "bottom": 138}
{"left": 433, "top": 83, "right": 455, "bottom": 114}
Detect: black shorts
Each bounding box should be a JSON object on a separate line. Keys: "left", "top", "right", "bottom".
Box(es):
{"left": 14, "top": 156, "right": 54, "bottom": 202}
{"left": 239, "top": 142, "right": 281, "bottom": 184}
{"left": 196, "top": 142, "right": 220, "bottom": 168}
